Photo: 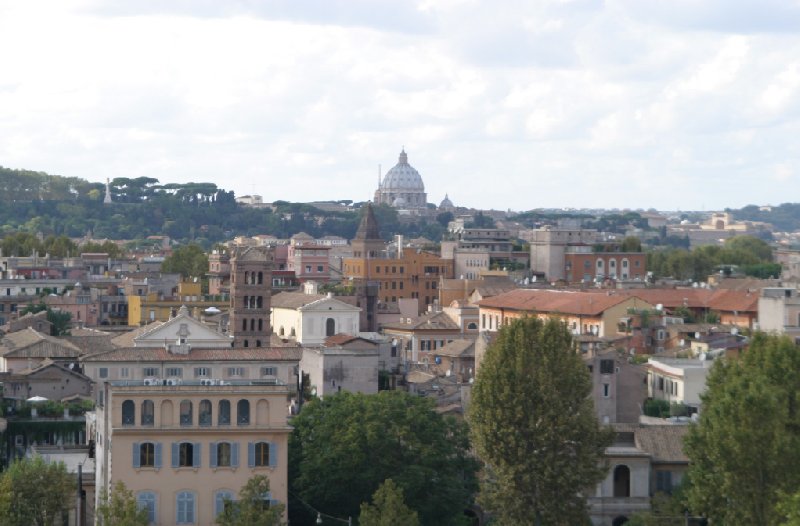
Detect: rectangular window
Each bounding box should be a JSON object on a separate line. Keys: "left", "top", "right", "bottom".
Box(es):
{"left": 194, "top": 367, "right": 211, "bottom": 378}
{"left": 305, "top": 265, "right": 311, "bottom": 273}
{"left": 98, "top": 368, "right": 108, "bottom": 379}
{"left": 120, "top": 367, "right": 129, "bottom": 378}
{"left": 261, "top": 366, "right": 277, "bottom": 377}
{"left": 603, "top": 383, "right": 610, "bottom": 397}
{"left": 143, "top": 367, "right": 159, "bottom": 377}
{"left": 600, "top": 359, "right": 614, "bottom": 375}
{"left": 227, "top": 367, "right": 245, "bottom": 377}
{"left": 317, "top": 265, "right": 323, "bottom": 272}
{"left": 165, "top": 367, "right": 183, "bottom": 378}
{"left": 656, "top": 470, "right": 673, "bottom": 493}
{"left": 399, "top": 282, "right": 404, "bottom": 290}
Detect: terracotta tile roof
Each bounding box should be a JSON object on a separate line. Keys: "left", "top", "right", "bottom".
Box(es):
{"left": 435, "top": 339, "right": 475, "bottom": 358}
{"left": 634, "top": 425, "right": 690, "bottom": 463}
{"left": 477, "top": 289, "right": 641, "bottom": 316}
{"left": 382, "top": 311, "right": 460, "bottom": 331}
{"left": 323, "top": 334, "right": 376, "bottom": 347}
{"left": 603, "top": 288, "right": 758, "bottom": 313}
{"left": 271, "top": 292, "right": 325, "bottom": 309}
{"left": 82, "top": 346, "right": 301, "bottom": 362}
{"left": 111, "top": 322, "right": 165, "bottom": 348}
{"left": 0, "top": 328, "right": 83, "bottom": 358}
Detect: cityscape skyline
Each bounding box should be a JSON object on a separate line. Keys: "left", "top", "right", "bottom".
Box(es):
{"left": 1, "top": 1, "right": 799, "bottom": 211}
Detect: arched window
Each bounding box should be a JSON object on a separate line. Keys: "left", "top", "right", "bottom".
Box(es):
{"left": 279, "top": 326, "right": 285, "bottom": 336}
{"left": 137, "top": 492, "right": 157, "bottom": 523}
{"left": 613, "top": 465, "right": 631, "bottom": 497}
{"left": 212, "top": 442, "right": 239, "bottom": 468}
{"left": 141, "top": 400, "right": 154, "bottom": 426}
{"left": 137, "top": 442, "right": 157, "bottom": 468}
{"left": 326, "top": 318, "right": 336, "bottom": 336}
{"left": 218, "top": 400, "right": 231, "bottom": 425}
{"left": 176, "top": 491, "right": 196, "bottom": 524}
{"left": 174, "top": 442, "right": 197, "bottom": 468}
{"left": 238, "top": 399, "right": 250, "bottom": 425}
{"left": 180, "top": 400, "right": 192, "bottom": 426}
{"left": 467, "top": 322, "right": 478, "bottom": 330}
{"left": 215, "top": 490, "right": 235, "bottom": 517}
{"left": 258, "top": 319, "right": 263, "bottom": 331}
{"left": 199, "top": 400, "right": 212, "bottom": 426}
{"left": 249, "top": 441, "right": 273, "bottom": 467}
{"left": 122, "top": 400, "right": 135, "bottom": 426}
{"left": 243, "top": 339, "right": 249, "bottom": 348}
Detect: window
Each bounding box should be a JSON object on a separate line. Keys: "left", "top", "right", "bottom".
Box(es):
{"left": 305, "top": 265, "right": 312, "bottom": 273}
{"left": 176, "top": 491, "right": 196, "bottom": 524}
{"left": 141, "top": 400, "right": 154, "bottom": 426}
{"left": 656, "top": 470, "right": 674, "bottom": 493}
{"left": 143, "top": 367, "right": 159, "bottom": 377}
{"left": 326, "top": 318, "right": 336, "bottom": 336}
{"left": 600, "top": 359, "right": 615, "bottom": 375}
{"left": 261, "top": 366, "right": 277, "bottom": 377}
{"left": 122, "top": 400, "right": 135, "bottom": 426}
{"left": 215, "top": 490, "right": 235, "bottom": 517}
{"left": 173, "top": 442, "right": 200, "bottom": 468}
{"left": 249, "top": 441, "right": 275, "bottom": 467}
{"left": 180, "top": 400, "right": 193, "bottom": 426}
{"left": 603, "top": 383, "right": 610, "bottom": 398}
{"left": 227, "top": 367, "right": 245, "bottom": 377}
{"left": 99, "top": 368, "right": 108, "bottom": 379}
{"left": 199, "top": 400, "right": 212, "bottom": 426}
{"left": 238, "top": 400, "right": 250, "bottom": 425}
{"left": 219, "top": 400, "right": 231, "bottom": 425}
{"left": 194, "top": 367, "right": 211, "bottom": 378}
{"left": 211, "top": 442, "right": 239, "bottom": 468}
{"left": 166, "top": 367, "right": 183, "bottom": 378}
{"left": 613, "top": 465, "right": 631, "bottom": 498}
{"left": 317, "top": 265, "right": 324, "bottom": 272}
{"left": 120, "top": 367, "right": 129, "bottom": 378}
{"left": 134, "top": 442, "right": 161, "bottom": 468}
{"left": 137, "top": 492, "right": 157, "bottom": 524}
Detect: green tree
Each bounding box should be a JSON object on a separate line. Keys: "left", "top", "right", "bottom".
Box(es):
{"left": 97, "top": 481, "right": 148, "bottom": 526}
{"left": 0, "top": 456, "right": 75, "bottom": 526}
{"left": 469, "top": 317, "right": 613, "bottom": 525}
{"left": 47, "top": 309, "right": 72, "bottom": 336}
{"left": 289, "top": 391, "right": 478, "bottom": 526}
{"left": 685, "top": 332, "right": 800, "bottom": 525}
{"left": 215, "top": 475, "right": 284, "bottom": 526}
{"left": 162, "top": 244, "right": 209, "bottom": 280}
{"left": 359, "top": 479, "right": 420, "bottom": 526}
{"left": 621, "top": 236, "right": 642, "bottom": 252}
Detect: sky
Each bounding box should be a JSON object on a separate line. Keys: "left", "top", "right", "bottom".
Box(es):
{"left": 1, "top": 1, "right": 800, "bottom": 212}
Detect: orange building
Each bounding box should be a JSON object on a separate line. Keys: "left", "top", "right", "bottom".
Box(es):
{"left": 344, "top": 246, "right": 453, "bottom": 312}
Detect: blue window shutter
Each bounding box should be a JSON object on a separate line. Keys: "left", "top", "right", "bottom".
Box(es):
{"left": 269, "top": 442, "right": 277, "bottom": 468}
{"left": 171, "top": 442, "right": 179, "bottom": 468}
{"left": 193, "top": 442, "right": 201, "bottom": 467}
{"left": 210, "top": 442, "right": 218, "bottom": 468}
{"left": 132, "top": 442, "right": 140, "bottom": 468}
{"left": 155, "top": 443, "right": 163, "bottom": 469}
{"left": 215, "top": 492, "right": 224, "bottom": 516}
{"left": 247, "top": 442, "right": 255, "bottom": 468}
{"left": 232, "top": 442, "right": 239, "bottom": 468}
{"left": 188, "top": 493, "right": 195, "bottom": 523}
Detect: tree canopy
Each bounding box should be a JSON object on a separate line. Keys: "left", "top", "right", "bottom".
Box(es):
{"left": 161, "top": 244, "right": 209, "bottom": 280}
{"left": 215, "top": 475, "right": 284, "bottom": 526}
{"left": 96, "top": 481, "right": 149, "bottom": 526}
{"left": 359, "top": 479, "right": 420, "bottom": 526}
{"left": 470, "top": 317, "right": 613, "bottom": 525}
{"left": 0, "top": 456, "right": 75, "bottom": 526}
{"left": 685, "top": 332, "right": 800, "bottom": 524}
{"left": 289, "top": 391, "right": 479, "bottom": 526}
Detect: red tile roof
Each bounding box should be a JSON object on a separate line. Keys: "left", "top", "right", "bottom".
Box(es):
{"left": 82, "top": 346, "right": 301, "bottom": 362}
{"left": 477, "top": 289, "right": 647, "bottom": 316}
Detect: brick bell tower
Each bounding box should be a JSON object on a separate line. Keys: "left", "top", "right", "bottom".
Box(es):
{"left": 229, "top": 246, "right": 273, "bottom": 348}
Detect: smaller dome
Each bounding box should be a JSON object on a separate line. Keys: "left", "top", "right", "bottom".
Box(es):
{"left": 439, "top": 194, "right": 454, "bottom": 209}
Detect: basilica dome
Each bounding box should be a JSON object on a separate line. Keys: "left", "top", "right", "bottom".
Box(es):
{"left": 381, "top": 150, "right": 424, "bottom": 191}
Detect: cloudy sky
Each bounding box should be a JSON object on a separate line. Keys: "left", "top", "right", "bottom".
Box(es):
{"left": 1, "top": 1, "right": 799, "bottom": 212}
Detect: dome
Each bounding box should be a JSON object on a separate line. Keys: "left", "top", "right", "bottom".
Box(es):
{"left": 439, "top": 194, "right": 454, "bottom": 209}
{"left": 381, "top": 149, "right": 424, "bottom": 191}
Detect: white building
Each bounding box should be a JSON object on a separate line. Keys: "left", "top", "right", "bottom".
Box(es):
{"left": 646, "top": 357, "right": 712, "bottom": 412}
{"left": 271, "top": 292, "right": 361, "bottom": 345}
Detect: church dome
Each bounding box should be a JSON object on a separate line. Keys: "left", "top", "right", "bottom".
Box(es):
{"left": 439, "top": 194, "right": 454, "bottom": 209}
{"left": 381, "top": 150, "right": 424, "bottom": 191}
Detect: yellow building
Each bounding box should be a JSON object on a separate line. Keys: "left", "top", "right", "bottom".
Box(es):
{"left": 128, "top": 281, "right": 228, "bottom": 326}
{"left": 95, "top": 379, "right": 291, "bottom": 525}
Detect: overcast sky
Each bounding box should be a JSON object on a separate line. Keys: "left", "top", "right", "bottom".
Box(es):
{"left": 1, "top": 1, "right": 799, "bottom": 212}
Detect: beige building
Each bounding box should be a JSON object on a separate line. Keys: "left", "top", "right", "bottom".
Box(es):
{"left": 271, "top": 291, "right": 361, "bottom": 345}
{"left": 95, "top": 379, "right": 291, "bottom": 525}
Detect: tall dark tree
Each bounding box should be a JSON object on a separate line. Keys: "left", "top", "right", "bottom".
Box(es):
{"left": 685, "top": 332, "right": 800, "bottom": 525}
{"left": 470, "top": 317, "right": 613, "bottom": 525}
{"left": 290, "top": 391, "right": 478, "bottom": 526}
